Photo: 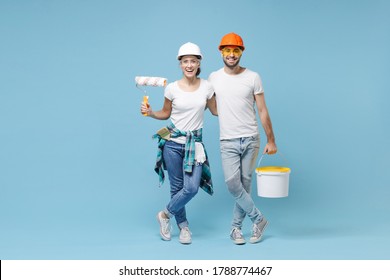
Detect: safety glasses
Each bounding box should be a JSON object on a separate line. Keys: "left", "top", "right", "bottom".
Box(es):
{"left": 180, "top": 57, "right": 200, "bottom": 66}
{"left": 221, "top": 47, "right": 243, "bottom": 57}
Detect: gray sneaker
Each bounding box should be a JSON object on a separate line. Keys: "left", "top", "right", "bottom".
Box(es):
{"left": 179, "top": 227, "right": 192, "bottom": 244}
{"left": 230, "top": 227, "right": 246, "bottom": 245}
{"left": 156, "top": 211, "right": 171, "bottom": 241}
{"left": 250, "top": 217, "right": 268, "bottom": 244}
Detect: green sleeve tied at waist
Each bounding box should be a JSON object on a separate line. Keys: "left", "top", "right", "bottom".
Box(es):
{"left": 152, "top": 122, "right": 213, "bottom": 195}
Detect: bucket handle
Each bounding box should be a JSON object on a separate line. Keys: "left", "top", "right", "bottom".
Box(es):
{"left": 257, "top": 151, "right": 288, "bottom": 167}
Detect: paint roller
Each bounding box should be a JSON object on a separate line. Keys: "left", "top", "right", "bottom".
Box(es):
{"left": 135, "top": 76, "right": 167, "bottom": 116}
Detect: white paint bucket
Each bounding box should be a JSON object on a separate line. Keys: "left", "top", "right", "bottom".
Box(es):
{"left": 255, "top": 166, "right": 291, "bottom": 197}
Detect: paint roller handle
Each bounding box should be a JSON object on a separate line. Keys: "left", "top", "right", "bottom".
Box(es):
{"left": 141, "top": 96, "right": 150, "bottom": 116}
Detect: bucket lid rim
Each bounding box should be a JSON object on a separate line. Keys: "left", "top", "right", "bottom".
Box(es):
{"left": 256, "top": 166, "right": 291, "bottom": 173}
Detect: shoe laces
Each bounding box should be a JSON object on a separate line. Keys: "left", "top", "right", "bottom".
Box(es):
{"left": 252, "top": 224, "right": 261, "bottom": 236}
{"left": 181, "top": 227, "right": 191, "bottom": 237}
{"left": 231, "top": 228, "right": 243, "bottom": 239}
{"left": 161, "top": 218, "right": 171, "bottom": 234}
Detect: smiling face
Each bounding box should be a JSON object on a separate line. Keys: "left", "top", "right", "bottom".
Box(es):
{"left": 221, "top": 46, "right": 243, "bottom": 69}
{"left": 179, "top": 55, "right": 200, "bottom": 78}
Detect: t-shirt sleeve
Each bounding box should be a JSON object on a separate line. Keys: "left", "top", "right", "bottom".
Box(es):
{"left": 206, "top": 81, "right": 215, "bottom": 100}
{"left": 254, "top": 73, "right": 264, "bottom": 95}
{"left": 164, "top": 83, "right": 173, "bottom": 101}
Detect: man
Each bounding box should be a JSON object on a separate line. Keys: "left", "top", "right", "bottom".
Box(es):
{"left": 208, "top": 32, "right": 277, "bottom": 245}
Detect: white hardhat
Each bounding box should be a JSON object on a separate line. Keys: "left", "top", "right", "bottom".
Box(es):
{"left": 177, "top": 42, "right": 203, "bottom": 60}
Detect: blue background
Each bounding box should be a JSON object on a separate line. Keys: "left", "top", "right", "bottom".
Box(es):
{"left": 1, "top": 0, "right": 389, "bottom": 259}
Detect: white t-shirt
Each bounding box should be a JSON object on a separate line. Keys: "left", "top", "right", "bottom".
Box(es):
{"left": 208, "top": 68, "right": 264, "bottom": 140}
{"left": 165, "top": 79, "right": 214, "bottom": 144}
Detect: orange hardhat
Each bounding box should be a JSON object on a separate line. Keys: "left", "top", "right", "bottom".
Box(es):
{"left": 218, "top": 32, "right": 245, "bottom": 50}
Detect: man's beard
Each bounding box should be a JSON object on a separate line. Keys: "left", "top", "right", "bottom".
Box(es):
{"left": 223, "top": 57, "right": 240, "bottom": 68}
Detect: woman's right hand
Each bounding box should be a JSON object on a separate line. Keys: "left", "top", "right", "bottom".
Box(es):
{"left": 140, "top": 102, "right": 152, "bottom": 116}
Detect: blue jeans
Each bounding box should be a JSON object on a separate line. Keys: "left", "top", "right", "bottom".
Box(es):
{"left": 163, "top": 140, "right": 202, "bottom": 229}
{"left": 220, "top": 135, "right": 263, "bottom": 229}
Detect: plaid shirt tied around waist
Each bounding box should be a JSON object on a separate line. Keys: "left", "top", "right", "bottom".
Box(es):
{"left": 152, "top": 122, "right": 213, "bottom": 195}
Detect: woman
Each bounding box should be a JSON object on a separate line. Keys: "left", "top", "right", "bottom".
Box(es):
{"left": 140, "top": 42, "right": 217, "bottom": 244}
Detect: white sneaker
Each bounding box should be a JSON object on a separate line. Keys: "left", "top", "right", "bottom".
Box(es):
{"left": 179, "top": 227, "right": 192, "bottom": 244}
{"left": 249, "top": 217, "right": 268, "bottom": 244}
{"left": 157, "top": 211, "right": 171, "bottom": 241}
{"left": 230, "top": 227, "right": 246, "bottom": 245}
